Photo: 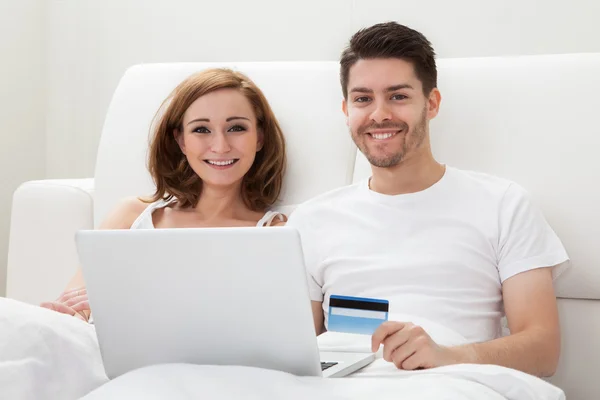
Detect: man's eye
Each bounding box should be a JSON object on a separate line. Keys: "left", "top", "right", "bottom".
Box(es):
{"left": 193, "top": 126, "right": 210, "bottom": 134}
{"left": 391, "top": 94, "right": 407, "bottom": 100}
{"left": 355, "top": 96, "right": 370, "bottom": 103}
{"left": 228, "top": 125, "right": 246, "bottom": 132}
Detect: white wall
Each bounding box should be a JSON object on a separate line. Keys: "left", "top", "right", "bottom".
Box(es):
{"left": 45, "top": 0, "right": 600, "bottom": 178}
{"left": 44, "top": 0, "right": 354, "bottom": 178}
{"left": 0, "top": 0, "right": 46, "bottom": 296}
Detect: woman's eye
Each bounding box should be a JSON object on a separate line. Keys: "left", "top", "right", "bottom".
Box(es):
{"left": 193, "top": 126, "right": 210, "bottom": 134}
{"left": 391, "top": 94, "right": 407, "bottom": 100}
{"left": 228, "top": 125, "right": 247, "bottom": 132}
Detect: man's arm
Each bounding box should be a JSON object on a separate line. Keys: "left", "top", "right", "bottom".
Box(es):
{"left": 311, "top": 301, "right": 326, "bottom": 335}
{"left": 452, "top": 267, "right": 560, "bottom": 376}
{"left": 372, "top": 267, "right": 561, "bottom": 377}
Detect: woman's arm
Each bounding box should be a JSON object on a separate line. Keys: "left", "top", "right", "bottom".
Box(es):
{"left": 41, "top": 197, "right": 148, "bottom": 320}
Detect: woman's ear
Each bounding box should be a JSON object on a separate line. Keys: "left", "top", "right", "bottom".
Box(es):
{"left": 174, "top": 128, "right": 186, "bottom": 154}
{"left": 256, "top": 128, "right": 264, "bottom": 152}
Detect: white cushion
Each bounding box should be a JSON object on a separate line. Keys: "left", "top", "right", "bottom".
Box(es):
{"left": 6, "top": 179, "right": 94, "bottom": 304}
{"left": 93, "top": 62, "right": 356, "bottom": 226}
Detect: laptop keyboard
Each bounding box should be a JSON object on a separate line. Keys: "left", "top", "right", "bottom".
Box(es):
{"left": 321, "top": 362, "right": 338, "bottom": 371}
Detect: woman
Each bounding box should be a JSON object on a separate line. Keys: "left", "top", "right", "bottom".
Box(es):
{"left": 41, "top": 68, "right": 288, "bottom": 322}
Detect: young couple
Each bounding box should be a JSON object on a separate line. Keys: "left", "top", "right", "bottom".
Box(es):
{"left": 40, "top": 22, "right": 568, "bottom": 378}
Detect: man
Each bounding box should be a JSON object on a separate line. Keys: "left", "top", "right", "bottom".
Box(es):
{"left": 286, "top": 22, "right": 568, "bottom": 377}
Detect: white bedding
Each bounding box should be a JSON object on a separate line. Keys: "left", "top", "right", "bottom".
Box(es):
{"left": 0, "top": 298, "right": 108, "bottom": 399}
{"left": 0, "top": 298, "right": 565, "bottom": 400}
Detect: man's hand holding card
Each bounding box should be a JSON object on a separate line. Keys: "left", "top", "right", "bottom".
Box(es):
{"left": 326, "top": 295, "right": 459, "bottom": 370}
{"left": 371, "top": 321, "right": 465, "bottom": 370}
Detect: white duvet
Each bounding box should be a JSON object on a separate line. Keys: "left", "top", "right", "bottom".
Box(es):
{"left": 0, "top": 298, "right": 565, "bottom": 400}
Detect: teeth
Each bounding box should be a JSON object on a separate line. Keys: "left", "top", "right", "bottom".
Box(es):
{"left": 371, "top": 132, "right": 395, "bottom": 140}
{"left": 207, "top": 160, "right": 235, "bottom": 166}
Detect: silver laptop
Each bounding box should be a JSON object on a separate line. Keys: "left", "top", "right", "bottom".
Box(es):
{"left": 75, "top": 226, "right": 374, "bottom": 379}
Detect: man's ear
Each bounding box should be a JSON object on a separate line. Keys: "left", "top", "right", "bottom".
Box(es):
{"left": 342, "top": 99, "right": 349, "bottom": 126}
{"left": 256, "top": 128, "right": 264, "bottom": 152}
{"left": 427, "top": 88, "right": 442, "bottom": 120}
{"left": 174, "top": 128, "right": 186, "bottom": 154}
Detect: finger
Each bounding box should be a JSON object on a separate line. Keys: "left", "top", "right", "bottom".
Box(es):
{"left": 41, "top": 301, "right": 90, "bottom": 322}
{"left": 372, "top": 321, "right": 406, "bottom": 352}
{"left": 40, "top": 301, "right": 77, "bottom": 316}
{"left": 74, "top": 313, "right": 87, "bottom": 321}
{"left": 73, "top": 310, "right": 89, "bottom": 322}
{"left": 381, "top": 329, "right": 411, "bottom": 362}
{"left": 399, "top": 351, "right": 425, "bottom": 371}
{"left": 64, "top": 294, "right": 88, "bottom": 307}
{"left": 390, "top": 336, "right": 421, "bottom": 368}
{"left": 64, "top": 286, "right": 86, "bottom": 294}
{"left": 56, "top": 287, "right": 87, "bottom": 303}
{"left": 70, "top": 300, "right": 90, "bottom": 313}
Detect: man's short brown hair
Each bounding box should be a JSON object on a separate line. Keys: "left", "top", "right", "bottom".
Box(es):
{"left": 340, "top": 21, "right": 437, "bottom": 98}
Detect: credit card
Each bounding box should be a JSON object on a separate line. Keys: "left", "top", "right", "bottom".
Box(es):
{"left": 327, "top": 294, "right": 389, "bottom": 335}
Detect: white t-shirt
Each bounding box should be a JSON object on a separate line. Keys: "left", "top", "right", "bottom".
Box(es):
{"left": 286, "top": 166, "right": 569, "bottom": 343}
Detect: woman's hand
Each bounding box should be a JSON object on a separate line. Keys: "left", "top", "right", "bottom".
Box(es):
{"left": 40, "top": 286, "right": 91, "bottom": 322}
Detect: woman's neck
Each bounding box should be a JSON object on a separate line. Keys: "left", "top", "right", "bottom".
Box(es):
{"left": 190, "top": 183, "right": 249, "bottom": 221}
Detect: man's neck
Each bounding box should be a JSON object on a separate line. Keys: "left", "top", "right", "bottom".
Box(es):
{"left": 369, "top": 154, "right": 446, "bottom": 196}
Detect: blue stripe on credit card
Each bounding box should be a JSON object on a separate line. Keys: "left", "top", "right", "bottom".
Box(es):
{"left": 327, "top": 295, "right": 389, "bottom": 335}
